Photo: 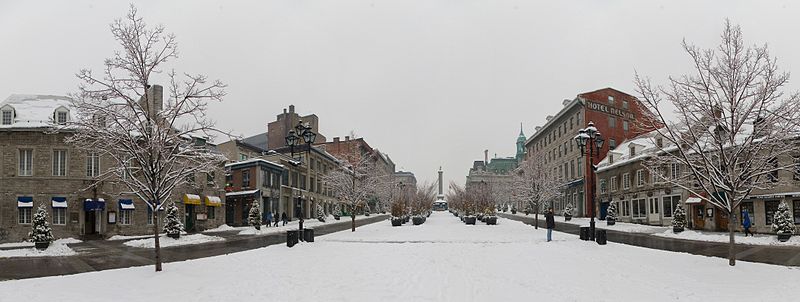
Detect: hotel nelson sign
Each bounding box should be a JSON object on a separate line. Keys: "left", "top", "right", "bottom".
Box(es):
{"left": 586, "top": 101, "right": 636, "bottom": 120}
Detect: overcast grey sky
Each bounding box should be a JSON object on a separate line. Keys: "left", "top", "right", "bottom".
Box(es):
{"left": 2, "top": 0, "right": 800, "bottom": 188}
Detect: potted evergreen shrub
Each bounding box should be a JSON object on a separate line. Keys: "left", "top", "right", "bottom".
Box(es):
{"left": 485, "top": 208, "right": 498, "bottom": 225}
{"left": 333, "top": 203, "right": 341, "bottom": 220}
{"left": 163, "top": 202, "right": 184, "bottom": 239}
{"left": 672, "top": 206, "right": 687, "bottom": 233}
{"left": 563, "top": 203, "right": 574, "bottom": 221}
{"left": 316, "top": 205, "right": 326, "bottom": 223}
{"left": 606, "top": 202, "right": 618, "bottom": 226}
{"left": 248, "top": 202, "right": 262, "bottom": 230}
{"left": 390, "top": 202, "right": 403, "bottom": 226}
{"left": 29, "top": 204, "right": 54, "bottom": 250}
{"left": 511, "top": 205, "right": 517, "bottom": 214}
{"left": 772, "top": 201, "right": 794, "bottom": 242}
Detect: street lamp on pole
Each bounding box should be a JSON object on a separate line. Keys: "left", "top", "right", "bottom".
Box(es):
{"left": 574, "top": 121, "right": 604, "bottom": 241}
{"left": 285, "top": 121, "right": 316, "bottom": 235}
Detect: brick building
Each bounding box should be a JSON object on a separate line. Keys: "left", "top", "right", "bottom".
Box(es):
{"left": 523, "top": 88, "right": 656, "bottom": 217}
{"left": 0, "top": 94, "right": 226, "bottom": 242}
{"left": 266, "top": 105, "right": 327, "bottom": 150}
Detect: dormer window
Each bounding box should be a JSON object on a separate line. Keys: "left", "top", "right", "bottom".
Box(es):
{"left": 630, "top": 145, "right": 636, "bottom": 157}
{"left": 53, "top": 107, "right": 69, "bottom": 125}
{"left": 1, "top": 106, "right": 14, "bottom": 125}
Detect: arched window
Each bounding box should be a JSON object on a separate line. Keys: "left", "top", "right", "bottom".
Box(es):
{"left": 1, "top": 105, "right": 15, "bottom": 125}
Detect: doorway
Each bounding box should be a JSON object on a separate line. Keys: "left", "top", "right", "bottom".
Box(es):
{"left": 648, "top": 197, "right": 660, "bottom": 224}
{"left": 225, "top": 202, "right": 235, "bottom": 226}
{"left": 84, "top": 210, "right": 97, "bottom": 234}
{"left": 185, "top": 204, "right": 195, "bottom": 232}
{"left": 715, "top": 208, "right": 729, "bottom": 231}
{"left": 692, "top": 205, "right": 705, "bottom": 229}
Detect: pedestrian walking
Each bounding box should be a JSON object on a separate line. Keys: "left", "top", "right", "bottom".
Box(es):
{"left": 274, "top": 213, "right": 280, "bottom": 227}
{"left": 545, "top": 207, "right": 555, "bottom": 242}
{"left": 281, "top": 212, "right": 288, "bottom": 226}
{"left": 265, "top": 212, "right": 273, "bottom": 228}
{"left": 743, "top": 209, "right": 753, "bottom": 237}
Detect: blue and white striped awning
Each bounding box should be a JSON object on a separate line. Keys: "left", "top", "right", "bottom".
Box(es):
{"left": 119, "top": 199, "right": 135, "bottom": 210}
{"left": 52, "top": 197, "right": 67, "bottom": 208}
{"left": 17, "top": 196, "right": 33, "bottom": 208}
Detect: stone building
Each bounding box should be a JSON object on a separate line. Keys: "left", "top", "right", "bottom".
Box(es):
{"left": 217, "top": 138, "right": 267, "bottom": 163}
{"left": 0, "top": 94, "right": 225, "bottom": 242}
{"left": 523, "top": 88, "right": 657, "bottom": 217}
{"left": 263, "top": 145, "right": 341, "bottom": 220}
{"left": 597, "top": 131, "right": 800, "bottom": 234}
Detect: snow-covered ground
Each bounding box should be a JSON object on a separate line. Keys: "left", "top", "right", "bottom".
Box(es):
{"left": 1, "top": 213, "right": 798, "bottom": 301}
{"left": 0, "top": 238, "right": 82, "bottom": 258}
{"left": 122, "top": 234, "right": 225, "bottom": 249}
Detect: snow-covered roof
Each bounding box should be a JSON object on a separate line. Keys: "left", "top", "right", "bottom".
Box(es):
{"left": 0, "top": 94, "right": 75, "bottom": 129}
{"left": 596, "top": 131, "right": 660, "bottom": 172}
{"left": 225, "top": 158, "right": 284, "bottom": 169}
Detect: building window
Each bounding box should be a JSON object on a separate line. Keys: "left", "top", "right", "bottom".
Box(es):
{"left": 1, "top": 109, "right": 12, "bottom": 125}
{"left": 608, "top": 139, "right": 617, "bottom": 150}
{"left": 610, "top": 176, "right": 618, "bottom": 192}
{"left": 670, "top": 163, "right": 680, "bottom": 180}
{"left": 608, "top": 95, "right": 615, "bottom": 105}
{"left": 662, "top": 195, "right": 681, "bottom": 217}
{"left": 623, "top": 120, "right": 629, "bottom": 132}
{"left": 208, "top": 207, "right": 216, "bottom": 220}
{"left": 570, "top": 160, "right": 575, "bottom": 179}
{"left": 240, "top": 153, "right": 248, "bottom": 161}
{"left": 87, "top": 152, "right": 100, "bottom": 177}
{"left": 765, "top": 200, "right": 780, "bottom": 226}
{"left": 609, "top": 116, "right": 617, "bottom": 128}
{"left": 53, "top": 208, "right": 66, "bottom": 225}
{"left": 792, "top": 200, "right": 800, "bottom": 224}
{"left": 649, "top": 197, "right": 659, "bottom": 215}
{"left": 147, "top": 207, "right": 154, "bottom": 225}
{"left": 207, "top": 171, "right": 215, "bottom": 187}
{"left": 19, "top": 207, "right": 32, "bottom": 224}
{"left": 120, "top": 210, "right": 133, "bottom": 225}
{"left": 56, "top": 111, "right": 68, "bottom": 125}
{"left": 19, "top": 149, "right": 33, "bottom": 176}
{"left": 622, "top": 173, "right": 631, "bottom": 190}
{"left": 636, "top": 170, "right": 645, "bottom": 187}
{"left": 577, "top": 157, "right": 583, "bottom": 177}
{"left": 242, "top": 170, "right": 250, "bottom": 187}
{"left": 632, "top": 199, "right": 646, "bottom": 219}
{"left": 656, "top": 138, "right": 663, "bottom": 148}
{"left": 621, "top": 200, "right": 630, "bottom": 217}
{"left": 53, "top": 150, "right": 67, "bottom": 176}
{"left": 600, "top": 179, "right": 607, "bottom": 194}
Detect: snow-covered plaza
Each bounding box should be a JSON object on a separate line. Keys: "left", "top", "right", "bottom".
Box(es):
{"left": 1, "top": 212, "right": 798, "bottom": 302}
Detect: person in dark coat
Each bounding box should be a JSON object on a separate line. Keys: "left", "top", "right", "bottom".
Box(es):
{"left": 742, "top": 209, "right": 753, "bottom": 237}
{"left": 265, "top": 212, "right": 273, "bottom": 228}
{"left": 545, "top": 207, "right": 555, "bottom": 242}
{"left": 281, "top": 212, "right": 288, "bottom": 226}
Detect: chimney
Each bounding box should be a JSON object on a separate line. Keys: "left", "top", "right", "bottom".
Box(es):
{"left": 138, "top": 84, "right": 163, "bottom": 115}
{"left": 333, "top": 137, "right": 340, "bottom": 143}
{"left": 484, "top": 150, "right": 488, "bottom": 165}
{"left": 345, "top": 136, "right": 350, "bottom": 141}
{"left": 289, "top": 105, "right": 295, "bottom": 113}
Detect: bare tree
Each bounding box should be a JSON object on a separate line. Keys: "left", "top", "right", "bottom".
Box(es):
{"left": 323, "top": 148, "right": 382, "bottom": 232}
{"left": 634, "top": 20, "right": 800, "bottom": 266}
{"left": 410, "top": 182, "right": 436, "bottom": 216}
{"left": 512, "top": 159, "right": 563, "bottom": 229}
{"left": 68, "top": 6, "right": 227, "bottom": 272}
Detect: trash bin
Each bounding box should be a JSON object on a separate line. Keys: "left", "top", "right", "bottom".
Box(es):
{"left": 286, "top": 230, "right": 299, "bottom": 247}
{"left": 303, "top": 228, "right": 314, "bottom": 242}
{"left": 595, "top": 229, "right": 607, "bottom": 245}
{"left": 580, "top": 227, "right": 590, "bottom": 241}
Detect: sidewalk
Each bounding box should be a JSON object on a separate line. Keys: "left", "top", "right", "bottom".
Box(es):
{"left": 0, "top": 214, "right": 389, "bottom": 281}
{"left": 499, "top": 213, "right": 800, "bottom": 267}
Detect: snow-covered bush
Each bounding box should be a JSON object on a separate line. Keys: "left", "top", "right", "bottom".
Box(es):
{"left": 333, "top": 203, "right": 341, "bottom": 217}
{"left": 317, "top": 205, "right": 325, "bottom": 222}
{"left": 28, "top": 204, "right": 54, "bottom": 243}
{"left": 563, "top": 203, "right": 574, "bottom": 216}
{"left": 606, "top": 202, "right": 618, "bottom": 221}
{"left": 672, "top": 206, "right": 687, "bottom": 229}
{"left": 163, "top": 203, "right": 183, "bottom": 237}
{"left": 248, "top": 202, "right": 262, "bottom": 230}
{"left": 772, "top": 201, "right": 795, "bottom": 235}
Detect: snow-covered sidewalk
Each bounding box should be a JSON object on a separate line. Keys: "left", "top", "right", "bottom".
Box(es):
{"left": 203, "top": 214, "right": 381, "bottom": 236}
{"left": 505, "top": 211, "right": 668, "bottom": 233}
{"left": 123, "top": 234, "right": 225, "bottom": 249}
{"left": 0, "top": 238, "right": 82, "bottom": 258}
{"left": 655, "top": 229, "right": 800, "bottom": 246}
{"left": 1, "top": 212, "right": 797, "bottom": 302}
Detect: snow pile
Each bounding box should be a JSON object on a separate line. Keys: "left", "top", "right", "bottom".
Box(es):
{"left": 0, "top": 238, "right": 82, "bottom": 258}
{"left": 123, "top": 234, "right": 224, "bottom": 249}
{"left": 0, "top": 212, "right": 797, "bottom": 301}
{"left": 655, "top": 229, "right": 800, "bottom": 246}
{"left": 107, "top": 234, "right": 154, "bottom": 241}
{"left": 202, "top": 224, "right": 238, "bottom": 233}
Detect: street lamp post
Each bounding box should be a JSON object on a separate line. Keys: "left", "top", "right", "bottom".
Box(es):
{"left": 574, "top": 121, "right": 604, "bottom": 241}
{"left": 285, "top": 120, "right": 316, "bottom": 235}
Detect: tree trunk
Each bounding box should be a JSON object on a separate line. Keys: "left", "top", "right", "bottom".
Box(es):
{"left": 534, "top": 203, "right": 539, "bottom": 229}
{"left": 351, "top": 214, "right": 356, "bottom": 232}
{"left": 728, "top": 210, "right": 736, "bottom": 266}
{"left": 153, "top": 209, "right": 162, "bottom": 272}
